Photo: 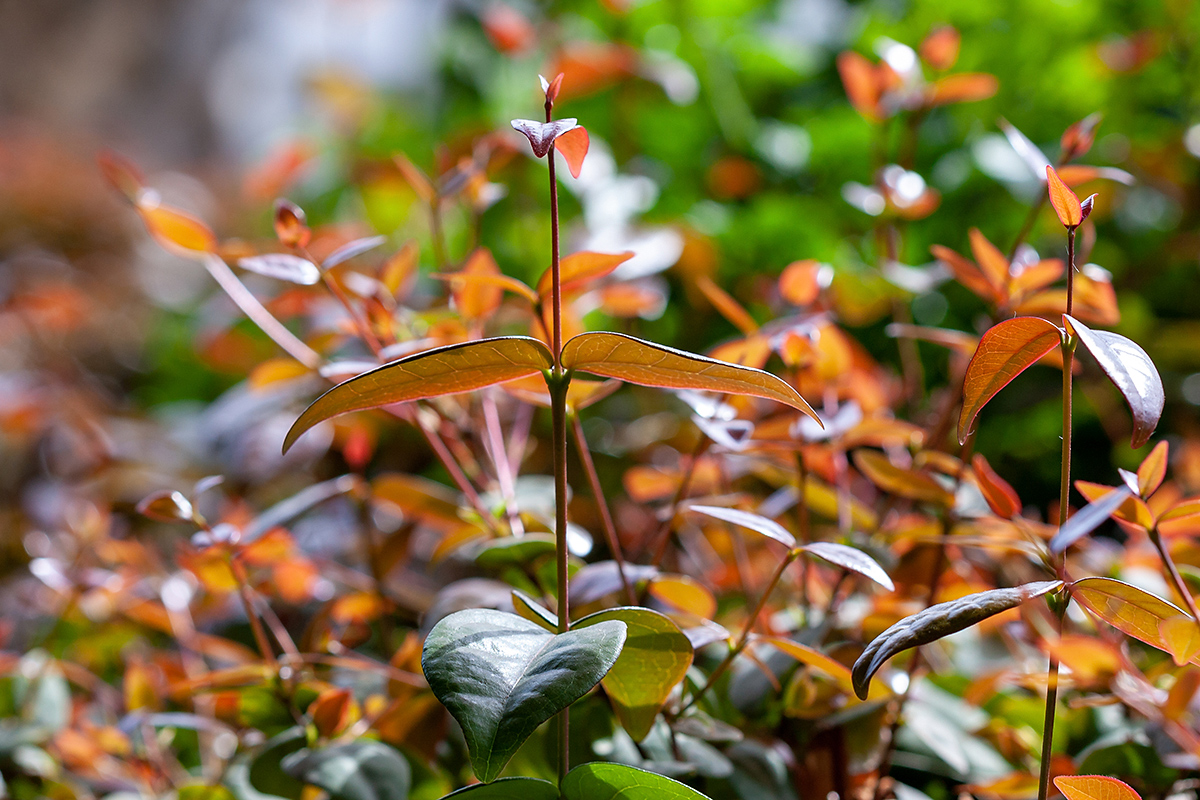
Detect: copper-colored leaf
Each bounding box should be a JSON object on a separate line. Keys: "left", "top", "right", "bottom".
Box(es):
{"left": 560, "top": 332, "right": 819, "bottom": 422}
{"left": 273, "top": 199, "right": 311, "bottom": 248}
{"left": 453, "top": 248, "right": 504, "bottom": 321}
{"left": 136, "top": 197, "right": 218, "bottom": 256}
{"left": 98, "top": 150, "right": 145, "bottom": 202}
{"left": 1075, "top": 480, "right": 1152, "bottom": 530}
{"left": 779, "top": 260, "right": 824, "bottom": 306}
{"left": 536, "top": 251, "right": 633, "bottom": 298}
{"left": 1047, "top": 165, "right": 1082, "bottom": 227}
{"left": 836, "top": 51, "right": 882, "bottom": 121}
{"left": 555, "top": 125, "right": 589, "bottom": 179}
{"left": 759, "top": 636, "right": 889, "bottom": 700}
{"left": 283, "top": 337, "right": 553, "bottom": 452}
{"left": 930, "top": 244, "right": 998, "bottom": 304}
{"left": 852, "top": 449, "right": 955, "bottom": 506}
{"left": 310, "top": 687, "right": 357, "bottom": 738}
{"left": 972, "top": 454, "right": 1021, "bottom": 518}
{"left": 968, "top": 228, "right": 1009, "bottom": 290}
{"left": 1065, "top": 315, "right": 1164, "bottom": 448}
{"left": 1055, "top": 164, "right": 1135, "bottom": 187}
{"left": 1060, "top": 113, "right": 1103, "bottom": 160}
{"left": 1054, "top": 776, "right": 1142, "bottom": 800}
{"left": 431, "top": 270, "right": 538, "bottom": 304}
{"left": 695, "top": 276, "right": 758, "bottom": 335}
{"left": 920, "top": 26, "right": 960, "bottom": 71}
{"left": 1072, "top": 576, "right": 1196, "bottom": 661}
{"left": 137, "top": 490, "right": 194, "bottom": 523}
{"left": 926, "top": 73, "right": 998, "bottom": 106}
{"left": 958, "top": 316, "right": 1062, "bottom": 443}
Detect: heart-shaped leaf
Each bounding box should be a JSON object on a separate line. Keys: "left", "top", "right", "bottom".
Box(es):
{"left": 561, "top": 332, "right": 819, "bottom": 422}
{"left": 1048, "top": 484, "right": 1133, "bottom": 553}
{"left": 959, "top": 317, "right": 1062, "bottom": 443}
{"left": 687, "top": 505, "right": 796, "bottom": 548}
{"left": 283, "top": 337, "right": 553, "bottom": 453}
{"left": 852, "top": 449, "right": 955, "bottom": 506}
{"left": 238, "top": 254, "right": 321, "bottom": 285}
{"left": 802, "top": 542, "right": 894, "bottom": 591}
{"left": 439, "top": 777, "right": 560, "bottom": 800}
{"left": 536, "top": 251, "right": 634, "bottom": 298}
{"left": 421, "top": 609, "right": 626, "bottom": 782}
{"left": 561, "top": 762, "right": 711, "bottom": 800}
{"left": 282, "top": 740, "right": 410, "bottom": 800}
{"left": 851, "top": 581, "right": 1061, "bottom": 699}
{"left": 1054, "top": 775, "right": 1142, "bottom": 800}
{"left": 1071, "top": 577, "right": 1196, "bottom": 663}
{"left": 1065, "top": 315, "right": 1164, "bottom": 448}
{"left": 575, "top": 607, "right": 694, "bottom": 742}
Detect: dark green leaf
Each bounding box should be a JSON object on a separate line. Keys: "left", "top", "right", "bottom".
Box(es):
{"left": 282, "top": 740, "right": 410, "bottom": 800}
{"left": 249, "top": 727, "right": 307, "bottom": 800}
{"left": 439, "top": 777, "right": 559, "bottom": 800}
{"left": 562, "top": 762, "right": 712, "bottom": 800}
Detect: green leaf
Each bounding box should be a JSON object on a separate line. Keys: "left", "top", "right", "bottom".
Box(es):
{"left": 282, "top": 740, "right": 410, "bottom": 800}
{"left": 475, "top": 535, "right": 557, "bottom": 569}
{"left": 439, "top": 777, "right": 559, "bottom": 800}
{"left": 179, "top": 785, "right": 238, "bottom": 800}
{"left": 1065, "top": 315, "right": 1164, "bottom": 449}
{"left": 283, "top": 337, "right": 554, "bottom": 453}
{"left": 510, "top": 589, "right": 558, "bottom": 631}
{"left": 575, "top": 608, "right": 694, "bottom": 741}
{"left": 851, "top": 581, "right": 1061, "bottom": 699}
{"left": 421, "top": 609, "right": 626, "bottom": 782}
{"left": 562, "top": 763, "right": 712, "bottom": 800}
{"left": 249, "top": 727, "right": 307, "bottom": 800}
{"left": 560, "top": 332, "right": 819, "bottom": 423}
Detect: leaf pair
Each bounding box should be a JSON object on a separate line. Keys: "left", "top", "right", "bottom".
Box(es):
{"left": 282, "top": 332, "right": 819, "bottom": 453}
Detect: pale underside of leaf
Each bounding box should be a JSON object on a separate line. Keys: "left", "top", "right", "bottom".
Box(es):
{"left": 687, "top": 504, "right": 796, "bottom": 548}
{"left": 1048, "top": 484, "right": 1134, "bottom": 553}
{"left": 802, "top": 541, "right": 894, "bottom": 591}
{"left": 1066, "top": 315, "right": 1164, "bottom": 449}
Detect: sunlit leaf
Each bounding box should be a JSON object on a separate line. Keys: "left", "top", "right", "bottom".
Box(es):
{"left": 648, "top": 575, "right": 716, "bottom": 620}
{"left": 759, "top": 636, "right": 888, "bottom": 700}
{"left": 309, "top": 688, "right": 357, "bottom": 738}
{"left": 452, "top": 249, "right": 503, "bottom": 322}
{"left": 1048, "top": 485, "right": 1133, "bottom": 553}
{"left": 283, "top": 337, "right": 553, "bottom": 453}
{"left": 1065, "top": 315, "right": 1164, "bottom": 448}
{"left": 958, "top": 316, "right": 1062, "bottom": 444}
{"left": 1061, "top": 113, "right": 1103, "bottom": 160}
{"left": 851, "top": 581, "right": 1060, "bottom": 699}
{"left": 555, "top": 126, "right": 590, "bottom": 178}
{"left": 440, "top": 778, "right": 559, "bottom": 800}
{"left": 1054, "top": 775, "right": 1142, "bottom": 800}
{"left": 1055, "top": 165, "right": 1135, "bottom": 187}
{"left": 421, "top": 609, "right": 625, "bottom": 782}
{"left": 852, "top": 450, "right": 955, "bottom": 506}
{"left": 575, "top": 607, "right": 693, "bottom": 741}
{"left": 972, "top": 454, "right": 1022, "bottom": 518}
{"left": 1075, "top": 480, "right": 1153, "bottom": 529}
{"left": 926, "top": 73, "right": 998, "bottom": 106}
{"left": 803, "top": 542, "right": 893, "bottom": 590}
{"left": 273, "top": 199, "right": 311, "bottom": 249}
{"left": 931, "top": 244, "right": 998, "bottom": 304}
{"left": 137, "top": 490, "right": 195, "bottom": 523}
{"left": 1158, "top": 617, "right": 1200, "bottom": 666}
{"left": 536, "top": 251, "right": 634, "bottom": 298}
{"left": 968, "top": 228, "right": 1009, "bottom": 290}
{"left": 1137, "top": 441, "right": 1169, "bottom": 498}
{"left": 431, "top": 271, "right": 539, "bottom": 305}
{"left": 837, "top": 51, "right": 883, "bottom": 122}
{"left": 1072, "top": 577, "right": 1195, "bottom": 661}
{"left": 688, "top": 505, "right": 796, "bottom": 548}
{"left": 1047, "top": 165, "right": 1082, "bottom": 227}
{"left": 561, "top": 332, "right": 819, "bottom": 422}
{"left": 561, "top": 762, "right": 710, "bottom": 800}
{"left": 238, "top": 254, "right": 321, "bottom": 285}
{"left": 920, "top": 26, "right": 960, "bottom": 70}
{"left": 136, "top": 196, "right": 218, "bottom": 256}
{"left": 695, "top": 276, "right": 758, "bottom": 335}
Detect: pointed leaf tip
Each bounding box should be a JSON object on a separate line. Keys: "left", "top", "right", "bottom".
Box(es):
{"left": 1065, "top": 315, "right": 1164, "bottom": 448}
{"left": 510, "top": 118, "right": 580, "bottom": 158}
{"left": 1047, "top": 165, "right": 1083, "bottom": 227}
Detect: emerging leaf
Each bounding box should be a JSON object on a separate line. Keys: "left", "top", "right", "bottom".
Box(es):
{"left": 851, "top": 581, "right": 1061, "bottom": 699}
{"left": 958, "top": 317, "right": 1062, "bottom": 444}
{"left": 136, "top": 196, "right": 218, "bottom": 256}
{"left": 1054, "top": 775, "right": 1141, "bottom": 800}
{"left": 283, "top": 337, "right": 553, "bottom": 453}
{"left": 1136, "top": 440, "right": 1169, "bottom": 498}
{"left": 273, "top": 199, "right": 310, "bottom": 248}
{"left": 555, "top": 126, "right": 590, "bottom": 179}
{"left": 919, "top": 25, "right": 960, "bottom": 71}
{"left": 536, "top": 251, "right": 634, "bottom": 298}
{"left": 1065, "top": 315, "right": 1164, "bottom": 448}
{"left": 421, "top": 609, "right": 626, "bottom": 782}
{"left": 1046, "top": 165, "right": 1082, "bottom": 227}
{"left": 1060, "top": 113, "right": 1103, "bottom": 162}
{"left": 560, "top": 332, "right": 820, "bottom": 423}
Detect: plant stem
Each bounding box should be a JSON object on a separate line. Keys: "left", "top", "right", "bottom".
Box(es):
{"left": 229, "top": 555, "right": 277, "bottom": 670}
{"left": 571, "top": 414, "right": 636, "bottom": 604}
{"left": 1037, "top": 610, "right": 1063, "bottom": 800}
{"left": 1151, "top": 528, "right": 1200, "bottom": 624}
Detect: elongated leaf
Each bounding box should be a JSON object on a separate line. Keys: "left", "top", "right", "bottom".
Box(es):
{"left": 1048, "top": 485, "right": 1133, "bottom": 553}
{"left": 759, "top": 636, "right": 890, "bottom": 700}
{"left": 1137, "top": 441, "right": 1168, "bottom": 498}
{"left": 958, "top": 317, "right": 1062, "bottom": 443}
{"left": 575, "top": 607, "right": 693, "bottom": 741}
{"left": 972, "top": 454, "right": 1021, "bottom": 518}
{"left": 851, "top": 581, "right": 1061, "bottom": 699}
{"left": 136, "top": 198, "right": 218, "bottom": 255}
{"left": 1054, "top": 775, "right": 1141, "bottom": 800}
{"left": 1071, "top": 577, "right": 1195, "bottom": 662}
{"left": 688, "top": 505, "right": 796, "bottom": 548}
{"left": 1047, "top": 166, "right": 1082, "bottom": 227}
{"left": 283, "top": 337, "right": 553, "bottom": 453}
{"left": 282, "top": 740, "right": 410, "bottom": 800}
{"left": 802, "top": 542, "right": 894, "bottom": 590}
{"left": 440, "top": 778, "right": 559, "bottom": 800}
{"left": 561, "top": 762, "right": 711, "bottom": 800}
{"left": 421, "top": 609, "right": 625, "bottom": 782}
{"left": 561, "top": 332, "right": 819, "bottom": 422}
{"left": 852, "top": 450, "right": 955, "bottom": 506}
{"left": 536, "top": 251, "right": 634, "bottom": 298}
{"left": 324, "top": 235, "right": 387, "bottom": 269}
{"left": 511, "top": 589, "right": 558, "bottom": 631}
{"left": 431, "top": 271, "right": 539, "bottom": 304}
{"left": 1065, "top": 315, "right": 1164, "bottom": 448}
{"left": 238, "top": 254, "right": 321, "bottom": 285}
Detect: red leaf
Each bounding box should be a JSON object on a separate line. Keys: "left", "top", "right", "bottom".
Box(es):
{"left": 959, "top": 317, "right": 1063, "bottom": 444}
{"left": 555, "top": 125, "right": 589, "bottom": 178}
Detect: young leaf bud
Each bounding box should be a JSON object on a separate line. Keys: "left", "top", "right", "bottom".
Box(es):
{"left": 274, "top": 199, "right": 311, "bottom": 249}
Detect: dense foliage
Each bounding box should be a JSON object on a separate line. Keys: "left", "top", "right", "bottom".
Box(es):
{"left": 4, "top": 3, "right": 1200, "bottom": 800}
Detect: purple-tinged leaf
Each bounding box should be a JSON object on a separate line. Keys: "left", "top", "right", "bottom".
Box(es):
{"left": 688, "top": 505, "right": 796, "bottom": 548}
{"left": 1065, "top": 315, "right": 1164, "bottom": 448}
{"left": 510, "top": 118, "right": 580, "bottom": 158}
{"left": 802, "top": 542, "right": 894, "bottom": 591}
{"left": 1048, "top": 484, "right": 1133, "bottom": 553}
{"left": 238, "top": 253, "right": 321, "bottom": 285}
{"left": 323, "top": 235, "right": 388, "bottom": 270}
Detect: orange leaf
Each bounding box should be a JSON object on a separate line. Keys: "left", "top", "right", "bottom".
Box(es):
{"left": 1137, "top": 440, "right": 1169, "bottom": 498}
{"left": 779, "top": 260, "right": 824, "bottom": 306}
{"left": 968, "top": 228, "right": 1010, "bottom": 290}
{"left": 920, "top": 26, "right": 960, "bottom": 71}
{"left": 1072, "top": 576, "right": 1196, "bottom": 663}
{"left": 648, "top": 575, "right": 716, "bottom": 619}
{"left": 1159, "top": 617, "right": 1200, "bottom": 666}
{"left": 852, "top": 450, "right": 955, "bottom": 506}
{"left": 453, "top": 248, "right": 504, "bottom": 321}
{"left": 695, "top": 276, "right": 758, "bottom": 335}
{"left": 1047, "top": 165, "right": 1082, "bottom": 227}
{"left": 536, "top": 251, "right": 633, "bottom": 298}
{"left": 431, "top": 270, "right": 538, "bottom": 304}
{"left": 310, "top": 687, "right": 358, "bottom": 738}
{"left": 926, "top": 73, "right": 998, "bottom": 106}
{"left": 1054, "top": 775, "right": 1142, "bottom": 800}
{"left": 555, "top": 125, "right": 590, "bottom": 179}
{"left": 837, "top": 51, "right": 882, "bottom": 121}
{"left": 136, "top": 197, "right": 218, "bottom": 256}
{"left": 283, "top": 337, "right": 553, "bottom": 453}
{"left": 1075, "top": 480, "right": 1153, "bottom": 530}
{"left": 972, "top": 454, "right": 1022, "bottom": 518}
{"left": 560, "top": 332, "right": 820, "bottom": 422}
{"left": 958, "top": 317, "right": 1062, "bottom": 444}
{"left": 931, "top": 244, "right": 999, "bottom": 304}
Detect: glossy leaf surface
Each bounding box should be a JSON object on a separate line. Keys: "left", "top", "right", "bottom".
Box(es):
{"left": 688, "top": 505, "right": 796, "bottom": 548}
{"left": 1137, "top": 441, "right": 1168, "bottom": 498}
{"left": 851, "top": 581, "right": 1060, "bottom": 699}
{"left": 1054, "top": 775, "right": 1142, "bottom": 800}
{"left": 561, "top": 332, "right": 819, "bottom": 422}
{"left": 959, "top": 317, "right": 1062, "bottom": 443}
{"left": 1048, "top": 485, "right": 1133, "bottom": 553}
{"left": 1047, "top": 165, "right": 1082, "bottom": 227}
{"left": 136, "top": 198, "right": 218, "bottom": 256}
{"left": 1066, "top": 315, "right": 1164, "bottom": 448}
{"left": 852, "top": 450, "right": 955, "bottom": 506}
{"left": 441, "top": 778, "right": 559, "bottom": 800}
{"left": 420, "top": 609, "right": 626, "bottom": 782}
{"left": 802, "top": 542, "right": 894, "bottom": 591}
{"left": 575, "top": 607, "right": 693, "bottom": 741}
{"left": 561, "top": 762, "right": 711, "bottom": 800}
{"left": 238, "top": 254, "right": 321, "bottom": 285}
{"left": 283, "top": 337, "right": 553, "bottom": 453}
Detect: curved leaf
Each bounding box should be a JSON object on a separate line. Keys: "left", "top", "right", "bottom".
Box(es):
{"left": 510, "top": 119, "right": 579, "bottom": 158}
{"left": 282, "top": 740, "right": 410, "bottom": 800}
{"left": 958, "top": 317, "right": 1062, "bottom": 443}
{"left": 238, "top": 254, "right": 321, "bottom": 285}
{"left": 851, "top": 581, "right": 1060, "bottom": 699}
{"left": 440, "top": 778, "right": 559, "bottom": 800}
{"left": 561, "top": 762, "right": 711, "bottom": 800}
{"left": 1065, "top": 315, "right": 1164, "bottom": 448}
{"left": 802, "top": 542, "right": 894, "bottom": 591}
{"left": 575, "top": 607, "right": 694, "bottom": 741}
{"left": 971, "top": 454, "right": 1021, "bottom": 518}
{"left": 759, "top": 636, "right": 890, "bottom": 700}
{"left": 852, "top": 450, "right": 955, "bottom": 506}
{"left": 283, "top": 337, "right": 553, "bottom": 453}
{"left": 687, "top": 505, "right": 796, "bottom": 548}
{"left": 324, "top": 235, "right": 387, "bottom": 269}
{"left": 555, "top": 126, "right": 590, "bottom": 179}
{"left": 1048, "top": 485, "right": 1134, "bottom": 553}
{"left": 1054, "top": 776, "right": 1142, "bottom": 800}
{"left": 1137, "top": 440, "right": 1168, "bottom": 498}
{"left": 1046, "top": 165, "right": 1082, "bottom": 227}
{"left": 1071, "top": 576, "right": 1196, "bottom": 663}
{"left": 420, "top": 609, "right": 626, "bottom": 782}
{"left": 536, "top": 251, "right": 634, "bottom": 298}
{"left": 136, "top": 198, "right": 218, "bottom": 256}
{"left": 561, "top": 332, "right": 819, "bottom": 422}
